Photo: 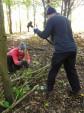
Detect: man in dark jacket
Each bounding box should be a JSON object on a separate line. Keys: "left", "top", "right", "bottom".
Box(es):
{"left": 34, "top": 6, "right": 81, "bottom": 97}
{"left": 27, "top": 21, "right": 33, "bottom": 32}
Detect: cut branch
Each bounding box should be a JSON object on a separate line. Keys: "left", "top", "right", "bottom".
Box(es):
{"left": 2, "top": 85, "right": 39, "bottom": 113}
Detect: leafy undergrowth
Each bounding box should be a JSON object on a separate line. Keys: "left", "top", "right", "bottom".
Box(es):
{"left": 2, "top": 33, "right": 84, "bottom": 113}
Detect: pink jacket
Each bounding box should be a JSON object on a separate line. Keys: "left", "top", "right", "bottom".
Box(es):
{"left": 7, "top": 47, "right": 31, "bottom": 65}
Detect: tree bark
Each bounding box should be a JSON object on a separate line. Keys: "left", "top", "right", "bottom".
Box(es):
{"left": 6, "top": 5, "right": 12, "bottom": 34}
{"left": 8, "top": 5, "right": 12, "bottom": 34}
{"left": 61, "top": 0, "right": 64, "bottom": 15}
{"left": 18, "top": 3, "right": 21, "bottom": 33}
{"left": 62, "top": 0, "right": 74, "bottom": 20}
{"left": 33, "top": 0, "right": 36, "bottom": 28}
{"left": 0, "top": 0, "right": 13, "bottom": 103}
{"left": 42, "top": 0, "right": 47, "bottom": 28}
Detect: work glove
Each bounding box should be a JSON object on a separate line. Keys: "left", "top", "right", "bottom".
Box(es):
{"left": 34, "top": 28, "right": 39, "bottom": 34}
{"left": 21, "top": 60, "right": 29, "bottom": 68}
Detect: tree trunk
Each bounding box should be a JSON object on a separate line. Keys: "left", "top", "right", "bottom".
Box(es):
{"left": 61, "top": 0, "right": 64, "bottom": 15}
{"left": 8, "top": 5, "right": 12, "bottom": 34}
{"left": 33, "top": 0, "right": 36, "bottom": 28}
{"left": 42, "top": 0, "right": 46, "bottom": 28}
{"left": 6, "top": 5, "right": 12, "bottom": 34}
{"left": 63, "top": 0, "right": 67, "bottom": 16}
{"left": 27, "top": 7, "right": 29, "bottom": 20}
{"left": 67, "top": 0, "right": 73, "bottom": 20}
{"left": 67, "top": 0, "right": 71, "bottom": 18}
{"left": 18, "top": 4, "right": 21, "bottom": 33}
{"left": 0, "top": 0, "right": 13, "bottom": 103}
{"left": 62, "top": 0, "right": 72, "bottom": 20}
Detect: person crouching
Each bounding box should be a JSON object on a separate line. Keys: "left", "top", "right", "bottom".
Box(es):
{"left": 7, "top": 43, "right": 31, "bottom": 73}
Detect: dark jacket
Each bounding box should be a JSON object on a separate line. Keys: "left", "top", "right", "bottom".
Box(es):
{"left": 36, "top": 14, "right": 77, "bottom": 53}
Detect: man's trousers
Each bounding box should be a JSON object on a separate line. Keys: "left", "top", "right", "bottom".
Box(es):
{"left": 47, "top": 52, "right": 81, "bottom": 92}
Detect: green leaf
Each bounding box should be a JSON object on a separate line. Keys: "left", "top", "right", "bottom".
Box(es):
{"left": 44, "top": 101, "right": 49, "bottom": 107}
{"left": 2, "top": 101, "right": 10, "bottom": 108}
{"left": 3, "top": 0, "right": 14, "bottom": 6}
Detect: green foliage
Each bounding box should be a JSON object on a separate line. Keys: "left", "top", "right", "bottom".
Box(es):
{"left": 25, "top": 68, "right": 33, "bottom": 76}
{"left": 58, "top": 80, "right": 65, "bottom": 87}
{"left": 0, "top": 100, "right": 11, "bottom": 108}
{"left": 2, "top": 101, "right": 10, "bottom": 108}
{"left": 44, "top": 101, "right": 49, "bottom": 107}
{"left": 48, "top": 0, "right": 62, "bottom": 8}
{"left": 13, "top": 87, "right": 25, "bottom": 100}
{"left": 34, "top": 0, "right": 41, "bottom": 5}
{"left": 23, "top": 0, "right": 31, "bottom": 7}
{"left": 3, "top": 0, "right": 14, "bottom": 6}
{"left": 20, "top": 68, "right": 33, "bottom": 77}
{"left": 13, "top": 85, "right": 31, "bottom": 100}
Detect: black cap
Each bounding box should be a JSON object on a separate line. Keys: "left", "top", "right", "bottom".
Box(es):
{"left": 47, "top": 6, "right": 56, "bottom": 15}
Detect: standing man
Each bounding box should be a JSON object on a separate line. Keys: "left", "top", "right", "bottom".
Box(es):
{"left": 34, "top": 6, "right": 81, "bottom": 98}
{"left": 27, "top": 21, "right": 33, "bottom": 32}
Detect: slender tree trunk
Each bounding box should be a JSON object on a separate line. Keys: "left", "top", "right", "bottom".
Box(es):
{"left": 42, "top": 0, "right": 46, "bottom": 28}
{"left": 0, "top": 0, "right": 13, "bottom": 103}
{"left": 62, "top": 0, "right": 72, "bottom": 20}
{"left": 47, "top": 0, "right": 51, "bottom": 3}
{"left": 8, "top": 5, "right": 12, "bottom": 34}
{"left": 67, "top": 0, "right": 72, "bottom": 19}
{"left": 33, "top": 0, "right": 36, "bottom": 28}
{"left": 27, "top": 7, "right": 29, "bottom": 20}
{"left": 18, "top": 4, "right": 21, "bottom": 33}
{"left": 6, "top": 5, "right": 12, "bottom": 34}
{"left": 63, "top": 0, "right": 67, "bottom": 16}
{"left": 61, "top": 0, "right": 64, "bottom": 15}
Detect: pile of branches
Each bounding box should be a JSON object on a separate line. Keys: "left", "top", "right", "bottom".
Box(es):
{"left": 2, "top": 63, "right": 50, "bottom": 113}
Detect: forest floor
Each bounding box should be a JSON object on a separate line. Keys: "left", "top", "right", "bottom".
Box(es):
{"left": 3, "top": 33, "right": 84, "bottom": 113}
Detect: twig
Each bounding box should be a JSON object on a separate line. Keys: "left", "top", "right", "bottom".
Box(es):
{"left": 20, "top": 71, "right": 48, "bottom": 88}
{"left": 2, "top": 85, "right": 39, "bottom": 113}
{"left": 11, "top": 64, "right": 50, "bottom": 83}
